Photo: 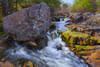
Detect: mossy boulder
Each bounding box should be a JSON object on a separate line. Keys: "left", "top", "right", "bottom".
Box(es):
{"left": 69, "top": 45, "right": 92, "bottom": 57}
{"left": 74, "top": 45, "right": 91, "bottom": 51}
{"left": 62, "top": 30, "right": 96, "bottom": 45}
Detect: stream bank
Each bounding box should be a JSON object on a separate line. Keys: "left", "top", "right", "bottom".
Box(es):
{"left": 63, "top": 13, "right": 100, "bottom": 67}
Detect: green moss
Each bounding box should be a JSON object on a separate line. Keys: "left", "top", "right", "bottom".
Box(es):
{"left": 74, "top": 45, "right": 91, "bottom": 51}
{"left": 63, "top": 29, "right": 89, "bottom": 38}
{"left": 62, "top": 30, "right": 97, "bottom": 45}
{"left": 68, "top": 36, "right": 74, "bottom": 44}
{"left": 97, "top": 39, "right": 100, "bottom": 44}
{"left": 62, "top": 30, "right": 90, "bottom": 45}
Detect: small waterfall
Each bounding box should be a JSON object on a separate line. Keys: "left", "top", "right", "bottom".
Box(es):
{"left": 38, "top": 30, "right": 88, "bottom": 67}
{"left": 3, "top": 17, "right": 88, "bottom": 67}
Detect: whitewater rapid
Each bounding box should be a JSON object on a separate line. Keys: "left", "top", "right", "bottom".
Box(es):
{"left": 38, "top": 30, "right": 88, "bottom": 67}
{"left": 4, "top": 18, "right": 88, "bottom": 67}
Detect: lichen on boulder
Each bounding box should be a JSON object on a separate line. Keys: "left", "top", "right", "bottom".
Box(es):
{"left": 3, "top": 2, "right": 51, "bottom": 41}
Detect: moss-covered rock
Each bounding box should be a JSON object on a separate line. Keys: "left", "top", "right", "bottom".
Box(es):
{"left": 62, "top": 29, "right": 94, "bottom": 45}
{"left": 69, "top": 45, "right": 92, "bottom": 57}
{"left": 74, "top": 45, "right": 91, "bottom": 51}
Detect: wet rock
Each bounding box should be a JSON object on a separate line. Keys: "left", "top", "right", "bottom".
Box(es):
{"left": 70, "top": 15, "right": 74, "bottom": 20}
{"left": 24, "top": 41, "right": 37, "bottom": 47}
{"left": 67, "top": 19, "right": 72, "bottom": 22}
{"left": 49, "top": 24, "right": 56, "bottom": 30}
{"left": 3, "top": 2, "right": 51, "bottom": 41}
{"left": 35, "top": 37, "right": 48, "bottom": 49}
{"left": 0, "top": 61, "right": 38, "bottom": 67}
{"left": 55, "top": 16, "right": 60, "bottom": 21}
{"left": 0, "top": 40, "right": 8, "bottom": 46}
{"left": 73, "top": 13, "right": 83, "bottom": 23}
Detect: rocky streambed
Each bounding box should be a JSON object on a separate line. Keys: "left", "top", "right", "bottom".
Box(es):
{"left": 63, "top": 13, "right": 100, "bottom": 67}
{"left": 0, "top": 18, "right": 89, "bottom": 67}
{"left": 0, "top": 3, "right": 89, "bottom": 66}
{"left": 0, "top": 2, "right": 100, "bottom": 67}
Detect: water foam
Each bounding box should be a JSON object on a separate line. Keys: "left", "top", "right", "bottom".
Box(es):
{"left": 38, "top": 31, "right": 88, "bottom": 67}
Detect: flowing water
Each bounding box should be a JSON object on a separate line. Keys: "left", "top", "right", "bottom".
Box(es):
{"left": 3, "top": 17, "right": 88, "bottom": 67}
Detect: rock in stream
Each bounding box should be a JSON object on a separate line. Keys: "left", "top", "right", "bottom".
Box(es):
{"left": 3, "top": 2, "right": 51, "bottom": 41}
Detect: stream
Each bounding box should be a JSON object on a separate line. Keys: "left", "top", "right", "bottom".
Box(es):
{"left": 2, "top": 17, "right": 88, "bottom": 67}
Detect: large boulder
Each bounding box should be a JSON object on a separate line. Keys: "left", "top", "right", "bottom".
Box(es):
{"left": 83, "top": 12, "right": 93, "bottom": 19}
{"left": 3, "top": 2, "right": 51, "bottom": 41}
{"left": 74, "top": 13, "right": 83, "bottom": 22}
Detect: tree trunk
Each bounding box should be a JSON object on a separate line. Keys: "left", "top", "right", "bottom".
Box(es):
{"left": 16, "top": 0, "right": 17, "bottom": 12}
{"left": 8, "top": 0, "right": 12, "bottom": 14}
{"left": 1, "top": 0, "right": 8, "bottom": 15}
